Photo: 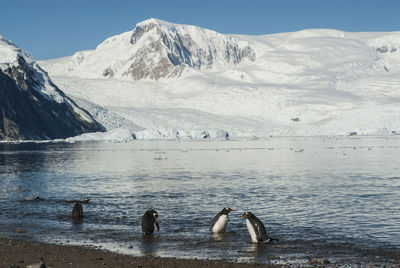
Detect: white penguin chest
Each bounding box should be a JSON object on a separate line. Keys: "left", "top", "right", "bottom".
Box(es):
{"left": 246, "top": 219, "right": 258, "bottom": 243}
{"left": 212, "top": 215, "right": 228, "bottom": 233}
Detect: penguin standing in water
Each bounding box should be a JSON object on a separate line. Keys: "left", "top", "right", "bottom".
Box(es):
{"left": 72, "top": 203, "right": 83, "bottom": 220}
{"left": 70, "top": 198, "right": 90, "bottom": 222}
{"left": 240, "top": 211, "right": 272, "bottom": 243}
{"left": 141, "top": 210, "right": 159, "bottom": 234}
{"left": 210, "top": 207, "right": 234, "bottom": 233}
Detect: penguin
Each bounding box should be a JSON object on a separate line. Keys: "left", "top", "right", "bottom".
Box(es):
{"left": 240, "top": 211, "right": 271, "bottom": 243}
{"left": 210, "top": 207, "right": 234, "bottom": 233}
{"left": 72, "top": 203, "right": 83, "bottom": 219}
{"left": 141, "top": 210, "right": 159, "bottom": 234}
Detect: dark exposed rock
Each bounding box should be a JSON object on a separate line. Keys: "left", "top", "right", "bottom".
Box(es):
{"left": 0, "top": 56, "right": 104, "bottom": 141}
{"left": 201, "top": 131, "right": 210, "bottom": 139}
{"left": 376, "top": 45, "right": 398, "bottom": 53}
{"left": 102, "top": 67, "right": 114, "bottom": 77}
{"left": 376, "top": 46, "right": 389, "bottom": 53}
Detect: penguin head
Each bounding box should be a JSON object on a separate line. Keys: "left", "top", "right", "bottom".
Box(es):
{"left": 221, "top": 207, "right": 235, "bottom": 214}
{"left": 144, "top": 209, "right": 158, "bottom": 219}
{"left": 240, "top": 211, "right": 254, "bottom": 219}
{"left": 147, "top": 210, "right": 158, "bottom": 219}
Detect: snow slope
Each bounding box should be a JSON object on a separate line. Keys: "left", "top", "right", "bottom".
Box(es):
{"left": 40, "top": 19, "right": 400, "bottom": 139}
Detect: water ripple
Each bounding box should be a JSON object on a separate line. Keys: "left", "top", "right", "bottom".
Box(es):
{"left": 0, "top": 137, "right": 400, "bottom": 264}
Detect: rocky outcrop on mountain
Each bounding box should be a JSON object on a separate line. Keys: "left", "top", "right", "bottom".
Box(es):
{"left": 0, "top": 36, "right": 104, "bottom": 141}
{"left": 40, "top": 18, "right": 256, "bottom": 80}
{"left": 124, "top": 19, "right": 256, "bottom": 80}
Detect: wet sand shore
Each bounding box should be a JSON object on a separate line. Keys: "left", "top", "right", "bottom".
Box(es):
{"left": 2, "top": 237, "right": 400, "bottom": 267}
{"left": 1, "top": 238, "right": 275, "bottom": 268}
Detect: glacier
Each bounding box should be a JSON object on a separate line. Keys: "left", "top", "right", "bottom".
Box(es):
{"left": 39, "top": 18, "right": 400, "bottom": 140}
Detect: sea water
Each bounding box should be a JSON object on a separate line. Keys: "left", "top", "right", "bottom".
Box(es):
{"left": 1, "top": 136, "right": 399, "bottom": 265}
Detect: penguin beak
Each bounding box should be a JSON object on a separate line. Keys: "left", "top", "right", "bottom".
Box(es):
{"left": 231, "top": 209, "right": 235, "bottom": 211}
{"left": 239, "top": 215, "right": 244, "bottom": 218}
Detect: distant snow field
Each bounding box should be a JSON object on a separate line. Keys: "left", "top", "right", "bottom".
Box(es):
{"left": 39, "top": 19, "right": 400, "bottom": 140}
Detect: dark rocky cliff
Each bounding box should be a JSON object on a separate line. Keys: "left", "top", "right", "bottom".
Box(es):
{"left": 0, "top": 56, "right": 103, "bottom": 141}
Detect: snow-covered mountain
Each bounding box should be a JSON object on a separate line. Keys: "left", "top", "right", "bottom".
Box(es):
{"left": 42, "top": 18, "right": 255, "bottom": 80}
{"left": 40, "top": 19, "right": 400, "bottom": 139}
{"left": 0, "top": 36, "right": 103, "bottom": 140}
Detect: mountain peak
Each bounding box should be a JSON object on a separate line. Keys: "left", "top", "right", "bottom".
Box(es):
{"left": 127, "top": 20, "right": 257, "bottom": 79}
{"left": 136, "top": 18, "right": 177, "bottom": 29}
{"left": 0, "top": 36, "right": 34, "bottom": 67}
{"left": 41, "top": 19, "right": 256, "bottom": 80}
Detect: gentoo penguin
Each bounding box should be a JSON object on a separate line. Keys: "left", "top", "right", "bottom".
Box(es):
{"left": 141, "top": 210, "right": 159, "bottom": 234}
{"left": 240, "top": 211, "right": 271, "bottom": 243}
{"left": 210, "top": 207, "right": 234, "bottom": 233}
{"left": 72, "top": 203, "right": 83, "bottom": 219}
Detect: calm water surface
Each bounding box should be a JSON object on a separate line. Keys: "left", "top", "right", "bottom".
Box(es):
{"left": 1, "top": 137, "right": 400, "bottom": 265}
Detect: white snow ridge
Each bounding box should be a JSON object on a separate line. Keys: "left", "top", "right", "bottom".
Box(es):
{"left": 39, "top": 19, "right": 400, "bottom": 140}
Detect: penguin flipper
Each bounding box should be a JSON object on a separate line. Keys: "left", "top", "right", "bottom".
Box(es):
{"left": 254, "top": 220, "right": 269, "bottom": 242}
{"left": 209, "top": 214, "right": 219, "bottom": 231}
{"left": 155, "top": 220, "right": 160, "bottom": 232}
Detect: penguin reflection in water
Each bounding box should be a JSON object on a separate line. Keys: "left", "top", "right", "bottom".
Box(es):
{"left": 142, "top": 210, "right": 159, "bottom": 235}
{"left": 210, "top": 207, "right": 235, "bottom": 233}
{"left": 240, "top": 212, "right": 275, "bottom": 243}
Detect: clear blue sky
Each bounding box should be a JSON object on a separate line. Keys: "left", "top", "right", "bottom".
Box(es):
{"left": 1, "top": 0, "right": 399, "bottom": 60}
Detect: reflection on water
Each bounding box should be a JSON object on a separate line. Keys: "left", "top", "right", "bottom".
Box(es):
{"left": 139, "top": 235, "right": 160, "bottom": 257}
{"left": 211, "top": 232, "right": 229, "bottom": 242}
{"left": 1, "top": 137, "right": 400, "bottom": 265}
